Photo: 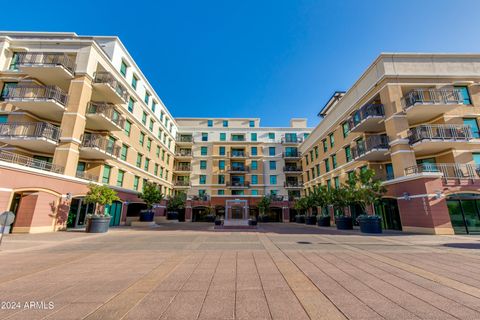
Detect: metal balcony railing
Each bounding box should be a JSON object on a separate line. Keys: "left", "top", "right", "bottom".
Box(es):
{"left": 0, "top": 122, "right": 60, "bottom": 141}
{"left": 408, "top": 124, "right": 472, "bottom": 144}
{"left": 351, "top": 135, "right": 389, "bottom": 159}
{"left": 282, "top": 151, "right": 301, "bottom": 158}
{"left": 176, "top": 135, "right": 194, "bottom": 143}
{"left": 226, "top": 181, "right": 250, "bottom": 187}
{"left": 2, "top": 84, "right": 68, "bottom": 106}
{"left": 175, "top": 164, "right": 192, "bottom": 171}
{"left": 75, "top": 171, "right": 99, "bottom": 182}
{"left": 81, "top": 134, "right": 120, "bottom": 157}
{"left": 174, "top": 180, "right": 190, "bottom": 186}
{"left": 15, "top": 52, "right": 76, "bottom": 73}
{"left": 0, "top": 150, "right": 63, "bottom": 173}
{"left": 405, "top": 163, "right": 480, "bottom": 181}
{"left": 87, "top": 102, "right": 125, "bottom": 128}
{"left": 93, "top": 71, "right": 129, "bottom": 102}
{"left": 402, "top": 88, "right": 463, "bottom": 109}
{"left": 227, "top": 166, "right": 250, "bottom": 172}
{"left": 175, "top": 150, "right": 193, "bottom": 157}
{"left": 228, "top": 151, "right": 249, "bottom": 158}
{"left": 281, "top": 136, "right": 304, "bottom": 144}
{"left": 284, "top": 182, "right": 304, "bottom": 188}
{"left": 283, "top": 166, "right": 303, "bottom": 172}
{"left": 348, "top": 104, "right": 384, "bottom": 129}
{"left": 231, "top": 136, "right": 246, "bottom": 142}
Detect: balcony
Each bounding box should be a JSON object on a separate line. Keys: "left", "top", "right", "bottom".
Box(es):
{"left": 282, "top": 151, "right": 301, "bottom": 159}
{"left": 348, "top": 103, "right": 385, "bottom": 133}
{"left": 281, "top": 136, "right": 303, "bottom": 144}
{"left": 227, "top": 166, "right": 250, "bottom": 173}
{"left": 174, "top": 180, "right": 190, "bottom": 188}
{"left": 0, "top": 150, "right": 63, "bottom": 173}
{"left": 231, "top": 135, "right": 246, "bottom": 142}
{"left": 226, "top": 181, "right": 250, "bottom": 188}
{"left": 174, "top": 164, "right": 192, "bottom": 172}
{"left": 92, "top": 71, "right": 129, "bottom": 104}
{"left": 2, "top": 84, "right": 68, "bottom": 121}
{"left": 408, "top": 124, "right": 473, "bottom": 156}
{"left": 85, "top": 102, "right": 125, "bottom": 131}
{"left": 405, "top": 163, "right": 480, "bottom": 183}
{"left": 75, "top": 170, "right": 99, "bottom": 182}
{"left": 402, "top": 89, "right": 463, "bottom": 123}
{"left": 228, "top": 151, "right": 248, "bottom": 158}
{"left": 175, "top": 149, "right": 193, "bottom": 159}
{"left": 0, "top": 122, "right": 60, "bottom": 153}
{"left": 14, "top": 52, "right": 75, "bottom": 88}
{"left": 283, "top": 166, "right": 303, "bottom": 174}
{"left": 284, "top": 181, "right": 304, "bottom": 189}
{"left": 351, "top": 135, "right": 389, "bottom": 161}
{"left": 176, "top": 135, "right": 194, "bottom": 146}
{"left": 80, "top": 134, "right": 120, "bottom": 159}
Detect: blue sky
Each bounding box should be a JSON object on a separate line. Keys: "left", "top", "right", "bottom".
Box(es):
{"left": 2, "top": 0, "right": 480, "bottom": 127}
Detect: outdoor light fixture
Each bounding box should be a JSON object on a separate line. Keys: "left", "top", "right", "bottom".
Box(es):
{"left": 403, "top": 192, "right": 411, "bottom": 201}
{"left": 434, "top": 191, "right": 442, "bottom": 199}
{"left": 66, "top": 193, "right": 72, "bottom": 200}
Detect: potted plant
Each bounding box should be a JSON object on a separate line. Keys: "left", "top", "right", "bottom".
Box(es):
{"left": 138, "top": 181, "right": 163, "bottom": 222}
{"left": 214, "top": 215, "right": 223, "bottom": 226}
{"left": 331, "top": 187, "right": 354, "bottom": 230}
{"left": 357, "top": 214, "right": 382, "bottom": 233}
{"left": 310, "top": 185, "right": 331, "bottom": 227}
{"left": 248, "top": 217, "right": 258, "bottom": 226}
{"left": 257, "top": 196, "right": 271, "bottom": 223}
{"left": 84, "top": 184, "right": 120, "bottom": 233}
{"left": 166, "top": 193, "right": 186, "bottom": 221}
{"left": 294, "top": 197, "right": 308, "bottom": 223}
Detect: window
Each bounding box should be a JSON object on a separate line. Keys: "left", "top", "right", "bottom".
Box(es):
{"left": 200, "top": 160, "right": 207, "bottom": 169}
{"left": 223, "top": 120, "right": 228, "bottom": 127}
{"left": 156, "top": 146, "right": 160, "bottom": 157}
{"left": 136, "top": 153, "right": 143, "bottom": 168}
{"left": 76, "top": 162, "right": 86, "bottom": 173}
{"left": 142, "top": 112, "right": 147, "bottom": 125}
{"left": 133, "top": 176, "right": 140, "bottom": 190}
{"left": 128, "top": 98, "right": 135, "bottom": 113}
{"left": 455, "top": 86, "right": 471, "bottom": 105}
{"left": 305, "top": 155, "right": 309, "bottom": 166}
{"left": 386, "top": 163, "right": 394, "bottom": 180}
{"left": 269, "top": 147, "right": 275, "bottom": 156}
{"left": 199, "top": 175, "right": 206, "bottom": 184}
{"left": 342, "top": 122, "right": 350, "bottom": 138}
{"left": 251, "top": 146, "right": 258, "bottom": 156}
{"left": 9, "top": 52, "right": 19, "bottom": 70}
{"left": 219, "top": 160, "right": 225, "bottom": 170}
{"left": 251, "top": 133, "right": 257, "bottom": 141}
{"left": 131, "top": 75, "right": 138, "bottom": 89}
{"left": 218, "top": 189, "right": 225, "bottom": 195}
{"left": 218, "top": 175, "right": 225, "bottom": 184}
{"left": 307, "top": 171, "right": 310, "bottom": 181}
{"left": 202, "top": 132, "right": 208, "bottom": 141}
{"left": 348, "top": 171, "right": 355, "bottom": 183}
{"left": 147, "top": 139, "right": 152, "bottom": 151}
{"left": 270, "top": 190, "right": 278, "bottom": 196}
{"left": 220, "top": 132, "right": 226, "bottom": 141}
{"left": 154, "top": 164, "right": 159, "bottom": 176}
{"left": 316, "top": 164, "right": 320, "bottom": 177}
{"left": 144, "top": 158, "right": 150, "bottom": 171}
{"left": 166, "top": 154, "right": 170, "bottom": 165}
{"left": 322, "top": 139, "right": 327, "bottom": 152}
{"left": 326, "top": 179, "right": 332, "bottom": 190}
{"left": 314, "top": 146, "right": 319, "bottom": 159}
{"left": 120, "top": 60, "right": 128, "bottom": 77}
{"left": 149, "top": 119, "right": 154, "bottom": 131}
{"left": 208, "top": 119, "right": 213, "bottom": 127}
{"left": 201, "top": 146, "right": 208, "bottom": 156}
{"left": 345, "top": 146, "right": 352, "bottom": 162}
{"left": 268, "top": 132, "right": 275, "bottom": 140}
{"left": 0, "top": 115, "right": 7, "bottom": 123}
{"left": 219, "top": 146, "right": 225, "bottom": 156}
{"left": 334, "top": 177, "right": 340, "bottom": 189}
{"left": 310, "top": 150, "right": 314, "bottom": 162}
{"left": 249, "top": 120, "right": 255, "bottom": 128}
{"left": 151, "top": 101, "right": 156, "bottom": 112}
{"left": 1, "top": 82, "right": 17, "bottom": 98}
{"left": 270, "top": 175, "right": 277, "bottom": 185}
{"left": 251, "top": 189, "right": 258, "bottom": 195}
{"left": 329, "top": 133, "right": 335, "bottom": 148}
{"left": 120, "top": 144, "right": 128, "bottom": 161}
{"left": 144, "top": 92, "right": 150, "bottom": 105}
{"left": 232, "top": 190, "right": 244, "bottom": 196}
{"left": 251, "top": 160, "right": 258, "bottom": 170}
{"left": 464, "top": 118, "right": 480, "bottom": 138}
{"left": 251, "top": 175, "right": 258, "bottom": 185}
{"left": 102, "top": 165, "right": 111, "bottom": 184}
{"left": 139, "top": 132, "right": 145, "bottom": 146}
{"left": 161, "top": 149, "right": 165, "bottom": 160}
{"left": 160, "top": 111, "right": 164, "bottom": 121}
{"left": 331, "top": 154, "right": 337, "bottom": 169}
{"left": 324, "top": 159, "right": 330, "bottom": 172}
{"left": 269, "top": 160, "right": 276, "bottom": 170}
{"left": 117, "top": 170, "right": 125, "bottom": 187}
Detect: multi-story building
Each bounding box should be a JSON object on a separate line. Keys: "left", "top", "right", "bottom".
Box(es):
{"left": 301, "top": 53, "right": 480, "bottom": 235}
{"left": 0, "top": 32, "right": 177, "bottom": 232}
{"left": 174, "top": 118, "right": 311, "bottom": 222}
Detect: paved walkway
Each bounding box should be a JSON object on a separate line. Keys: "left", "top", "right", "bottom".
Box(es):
{"left": 1, "top": 223, "right": 480, "bottom": 319}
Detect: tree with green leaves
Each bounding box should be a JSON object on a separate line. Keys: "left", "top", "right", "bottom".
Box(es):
{"left": 84, "top": 183, "right": 120, "bottom": 216}
{"left": 309, "top": 185, "right": 331, "bottom": 216}
{"left": 257, "top": 196, "right": 271, "bottom": 216}
{"left": 293, "top": 197, "right": 309, "bottom": 215}
{"left": 350, "top": 169, "right": 387, "bottom": 215}
{"left": 138, "top": 181, "right": 164, "bottom": 210}
{"left": 167, "top": 193, "right": 186, "bottom": 212}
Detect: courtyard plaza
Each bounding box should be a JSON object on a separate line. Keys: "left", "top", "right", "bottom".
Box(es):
{"left": 1, "top": 223, "right": 480, "bottom": 319}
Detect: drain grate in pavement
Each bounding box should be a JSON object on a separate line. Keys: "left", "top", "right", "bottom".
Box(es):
{"left": 297, "top": 241, "right": 312, "bottom": 244}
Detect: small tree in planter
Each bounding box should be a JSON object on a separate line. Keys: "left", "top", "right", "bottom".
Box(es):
{"left": 293, "top": 197, "right": 308, "bottom": 223}
{"left": 312, "top": 185, "right": 331, "bottom": 226}
{"left": 84, "top": 184, "right": 120, "bottom": 233}
{"left": 166, "top": 193, "right": 186, "bottom": 221}
{"left": 138, "top": 182, "right": 163, "bottom": 222}
{"left": 331, "top": 186, "right": 355, "bottom": 230}
{"left": 257, "top": 196, "right": 271, "bottom": 223}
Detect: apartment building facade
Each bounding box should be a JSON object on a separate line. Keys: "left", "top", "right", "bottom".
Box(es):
{"left": 0, "top": 32, "right": 177, "bottom": 232}
{"left": 300, "top": 53, "right": 480, "bottom": 235}
{"left": 174, "top": 118, "right": 311, "bottom": 222}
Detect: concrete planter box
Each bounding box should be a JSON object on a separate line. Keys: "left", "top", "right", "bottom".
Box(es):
{"left": 335, "top": 216, "right": 353, "bottom": 230}
{"left": 317, "top": 216, "right": 331, "bottom": 227}
{"left": 358, "top": 216, "right": 382, "bottom": 234}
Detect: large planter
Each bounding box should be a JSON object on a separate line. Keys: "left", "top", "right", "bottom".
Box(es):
{"left": 258, "top": 215, "right": 270, "bottom": 223}
{"left": 167, "top": 211, "right": 178, "bottom": 220}
{"left": 205, "top": 215, "right": 216, "bottom": 223}
{"left": 214, "top": 219, "right": 222, "bottom": 226}
{"left": 335, "top": 216, "right": 353, "bottom": 230}
{"left": 86, "top": 216, "right": 111, "bottom": 233}
{"left": 305, "top": 216, "right": 317, "bottom": 225}
{"left": 139, "top": 210, "right": 154, "bottom": 222}
{"left": 295, "top": 215, "right": 305, "bottom": 223}
{"left": 358, "top": 216, "right": 382, "bottom": 234}
{"left": 317, "top": 216, "right": 331, "bottom": 227}
{"left": 248, "top": 219, "right": 258, "bottom": 226}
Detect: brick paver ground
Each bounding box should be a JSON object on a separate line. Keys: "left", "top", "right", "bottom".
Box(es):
{"left": 1, "top": 223, "right": 480, "bottom": 319}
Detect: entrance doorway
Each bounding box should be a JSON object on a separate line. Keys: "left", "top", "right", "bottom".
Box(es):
{"left": 374, "top": 198, "right": 402, "bottom": 231}
{"left": 105, "top": 201, "right": 122, "bottom": 226}
{"left": 446, "top": 193, "right": 480, "bottom": 234}
{"left": 67, "top": 197, "right": 95, "bottom": 228}
{"left": 231, "top": 206, "right": 243, "bottom": 219}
